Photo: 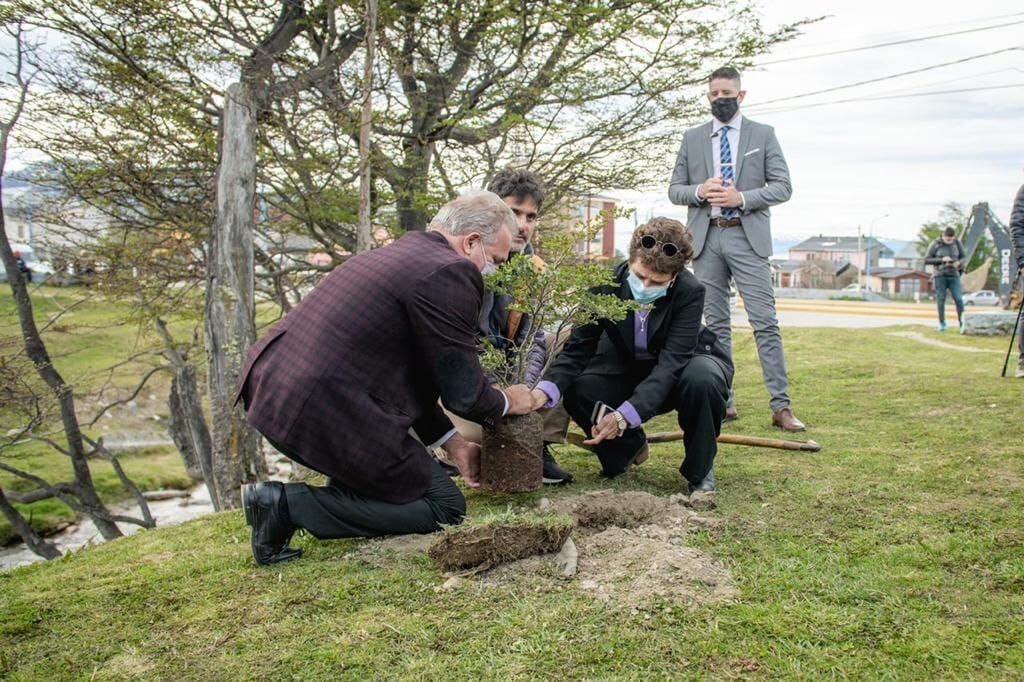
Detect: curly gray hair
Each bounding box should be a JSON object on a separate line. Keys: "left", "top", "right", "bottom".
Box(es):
{"left": 427, "top": 191, "right": 516, "bottom": 244}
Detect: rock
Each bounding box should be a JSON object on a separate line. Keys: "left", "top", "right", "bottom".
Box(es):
{"left": 687, "top": 491, "right": 717, "bottom": 511}
{"left": 555, "top": 537, "right": 578, "bottom": 578}
{"left": 537, "top": 497, "right": 551, "bottom": 511}
{"left": 142, "top": 489, "right": 190, "bottom": 501}
{"left": 437, "top": 576, "right": 463, "bottom": 591}
{"left": 962, "top": 311, "right": 1020, "bottom": 336}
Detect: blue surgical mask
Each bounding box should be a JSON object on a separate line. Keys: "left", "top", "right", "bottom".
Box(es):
{"left": 627, "top": 270, "right": 671, "bottom": 304}
{"left": 481, "top": 261, "right": 498, "bottom": 276}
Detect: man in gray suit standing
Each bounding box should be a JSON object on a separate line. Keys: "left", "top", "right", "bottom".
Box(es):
{"left": 669, "top": 66, "right": 805, "bottom": 432}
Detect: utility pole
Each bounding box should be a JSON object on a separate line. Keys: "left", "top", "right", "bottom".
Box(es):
{"left": 867, "top": 213, "right": 889, "bottom": 291}
{"left": 857, "top": 225, "right": 862, "bottom": 289}
{"left": 356, "top": 0, "right": 378, "bottom": 254}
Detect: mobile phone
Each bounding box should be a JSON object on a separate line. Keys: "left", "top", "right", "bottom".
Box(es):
{"left": 591, "top": 401, "right": 611, "bottom": 425}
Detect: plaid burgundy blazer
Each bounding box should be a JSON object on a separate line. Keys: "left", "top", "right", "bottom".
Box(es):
{"left": 236, "top": 230, "right": 506, "bottom": 503}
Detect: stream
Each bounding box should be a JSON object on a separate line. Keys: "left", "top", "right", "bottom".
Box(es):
{"left": 1, "top": 437, "right": 293, "bottom": 571}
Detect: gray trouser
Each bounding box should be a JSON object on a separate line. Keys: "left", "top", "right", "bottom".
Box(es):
{"left": 694, "top": 224, "right": 791, "bottom": 412}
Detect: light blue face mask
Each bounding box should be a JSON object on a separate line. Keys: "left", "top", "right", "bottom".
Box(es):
{"left": 627, "top": 270, "right": 671, "bottom": 304}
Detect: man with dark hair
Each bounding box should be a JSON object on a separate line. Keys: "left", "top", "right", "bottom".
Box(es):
{"left": 1008, "top": 182, "right": 1024, "bottom": 376}
{"left": 445, "top": 168, "right": 574, "bottom": 484}
{"left": 486, "top": 167, "right": 547, "bottom": 252}
{"left": 924, "top": 226, "right": 967, "bottom": 332}
{"left": 669, "top": 66, "right": 804, "bottom": 432}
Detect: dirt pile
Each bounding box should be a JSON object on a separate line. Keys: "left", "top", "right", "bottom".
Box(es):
{"left": 552, "top": 489, "right": 712, "bottom": 529}
{"left": 349, "top": 490, "right": 736, "bottom": 609}
{"left": 481, "top": 490, "right": 736, "bottom": 607}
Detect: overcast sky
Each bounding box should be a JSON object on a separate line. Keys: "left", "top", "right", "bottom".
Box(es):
{"left": 4, "top": 3, "right": 1021, "bottom": 257}
{"left": 613, "top": 0, "right": 1024, "bottom": 255}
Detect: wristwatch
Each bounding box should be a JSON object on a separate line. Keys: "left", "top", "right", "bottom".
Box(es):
{"left": 612, "top": 410, "right": 627, "bottom": 436}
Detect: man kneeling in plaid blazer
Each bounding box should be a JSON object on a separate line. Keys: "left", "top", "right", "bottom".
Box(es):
{"left": 236, "top": 192, "right": 542, "bottom": 565}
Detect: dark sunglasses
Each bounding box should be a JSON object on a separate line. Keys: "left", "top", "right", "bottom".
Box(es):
{"left": 640, "top": 234, "right": 679, "bottom": 257}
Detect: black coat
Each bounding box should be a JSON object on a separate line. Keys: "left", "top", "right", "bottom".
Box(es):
{"left": 543, "top": 261, "right": 733, "bottom": 422}
{"left": 1011, "top": 184, "right": 1024, "bottom": 271}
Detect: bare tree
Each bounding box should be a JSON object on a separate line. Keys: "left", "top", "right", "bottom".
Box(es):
{"left": 24, "top": 0, "right": 368, "bottom": 508}
{"left": 0, "top": 23, "right": 152, "bottom": 558}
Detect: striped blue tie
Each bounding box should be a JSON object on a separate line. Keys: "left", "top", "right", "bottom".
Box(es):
{"left": 720, "top": 126, "right": 739, "bottom": 219}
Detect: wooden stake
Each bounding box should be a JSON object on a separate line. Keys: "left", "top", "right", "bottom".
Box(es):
{"left": 566, "top": 431, "right": 821, "bottom": 453}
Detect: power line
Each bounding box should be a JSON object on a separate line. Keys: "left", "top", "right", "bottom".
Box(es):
{"left": 751, "top": 83, "right": 1024, "bottom": 116}
{"left": 759, "top": 18, "right": 1024, "bottom": 65}
{"left": 746, "top": 47, "right": 1023, "bottom": 109}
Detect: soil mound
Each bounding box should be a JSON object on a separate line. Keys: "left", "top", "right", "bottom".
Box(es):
{"left": 554, "top": 489, "right": 688, "bottom": 529}
{"left": 428, "top": 515, "right": 575, "bottom": 570}
{"left": 570, "top": 525, "right": 737, "bottom": 605}
{"left": 350, "top": 490, "right": 736, "bottom": 609}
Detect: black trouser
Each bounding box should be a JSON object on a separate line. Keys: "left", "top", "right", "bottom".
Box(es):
{"left": 562, "top": 355, "right": 729, "bottom": 487}
{"left": 281, "top": 458, "right": 466, "bottom": 539}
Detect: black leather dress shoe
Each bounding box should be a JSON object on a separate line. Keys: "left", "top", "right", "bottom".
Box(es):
{"left": 241, "top": 482, "right": 302, "bottom": 566}
{"left": 542, "top": 446, "right": 574, "bottom": 485}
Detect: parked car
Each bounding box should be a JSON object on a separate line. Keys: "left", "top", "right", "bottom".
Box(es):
{"left": 963, "top": 290, "right": 1000, "bottom": 306}
{"left": 842, "top": 283, "right": 870, "bottom": 293}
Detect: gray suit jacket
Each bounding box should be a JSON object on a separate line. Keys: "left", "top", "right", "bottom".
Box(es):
{"left": 668, "top": 116, "right": 792, "bottom": 259}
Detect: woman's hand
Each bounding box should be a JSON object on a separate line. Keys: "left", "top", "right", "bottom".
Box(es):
{"left": 584, "top": 411, "right": 623, "bottom": 445}
{"left": 529, "top": 388, "right": 549, "bottom": 411}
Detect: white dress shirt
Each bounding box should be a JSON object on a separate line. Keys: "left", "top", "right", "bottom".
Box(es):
{"left": 696, "top": 112, "right": 746, "bottom": 217}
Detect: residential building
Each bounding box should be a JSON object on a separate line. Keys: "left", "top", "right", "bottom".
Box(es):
{"left": 789, "top": 235, "right": 893, "bottom": 270}
{"left": 771, "top": 258, "right": 840, "bottom": 289}
{"left": 890, "top": 241, "right": 925, "bottom": 270}
{"left": 563, "top": 194, "right": 617, "bottom": 260}
{"left": 868, "top": 268, "right": 933, "bottom": 297}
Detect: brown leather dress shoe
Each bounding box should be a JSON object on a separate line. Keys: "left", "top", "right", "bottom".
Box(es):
{"left": 723, "top": 406, "right": 738, "bottom": 422}
{"left": 772, "top": 407, "right": 806, "bottom": 432}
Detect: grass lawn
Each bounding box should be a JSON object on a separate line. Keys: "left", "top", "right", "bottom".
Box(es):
{"left": 1, "top": 287, "right": 195, "bottom": 543}
{"left": 2, "top": 325, "right": 1023, "bottom": 678}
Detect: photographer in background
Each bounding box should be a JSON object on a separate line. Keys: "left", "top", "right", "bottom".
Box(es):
{"left": 13, "top": 251, "right": 30, "bottom": 283}
{"left": 925, "top": 227, "right": 966, "bottom": 332}
{"left": 1010, "top": 182, "right": 1024, "bottom": 377}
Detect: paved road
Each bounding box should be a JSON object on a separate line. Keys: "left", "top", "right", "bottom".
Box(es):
{"left": 732, "top": 298, "right": 996, "bottom": 329}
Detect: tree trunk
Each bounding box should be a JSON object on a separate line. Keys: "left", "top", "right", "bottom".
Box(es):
{"left": 356, "top": 0, "right": 378, "bottom": 253}
{"left": 0, "top": 487, "right": 62, "bottom": 560}
{"left": 167, "top": 368, "right": 212, "bottom": 484}
{"left": 204, "top": 81, "right": 267, "bottom": 510}
{"left": 395, "top": 141, "right": 433, "bottom": 232}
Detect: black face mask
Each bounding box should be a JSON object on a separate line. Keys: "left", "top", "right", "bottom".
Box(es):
{"left": 711, "top": 97, "right": 739, "bottom": 123}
